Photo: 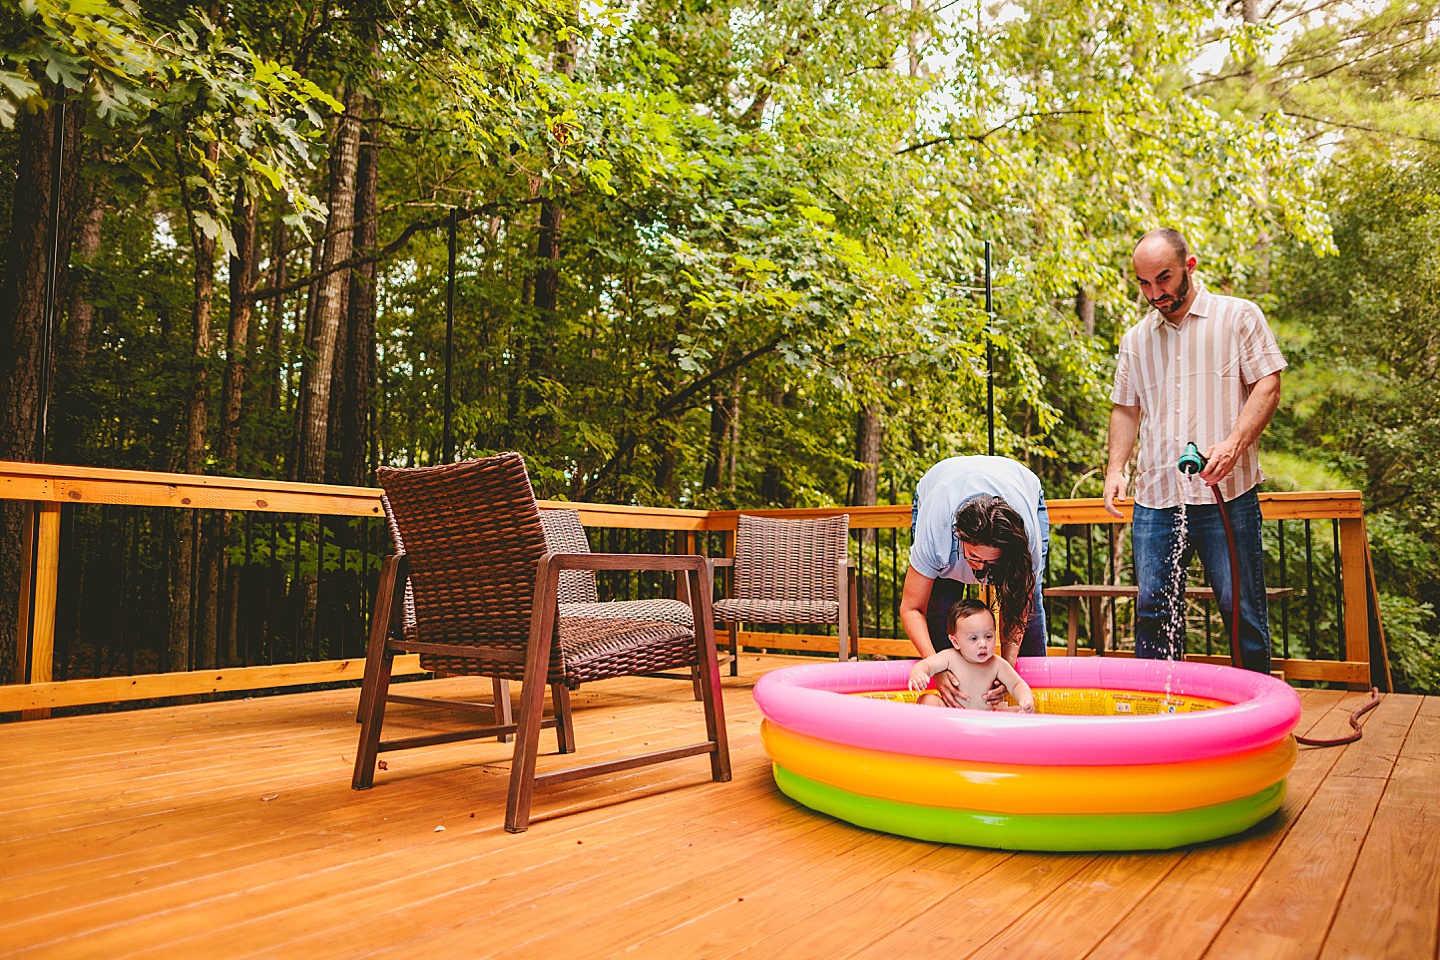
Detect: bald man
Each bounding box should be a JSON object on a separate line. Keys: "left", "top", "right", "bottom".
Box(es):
{"left": 1103, "top": 229, "right": 1285, "bottom": 673}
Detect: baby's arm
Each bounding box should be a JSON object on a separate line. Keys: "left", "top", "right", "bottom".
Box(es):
{"left": 994, "top": 659, "right": 1035, "bottom": 713}
{"left": 909, "top": 650, "right": 959, "bottom": 692}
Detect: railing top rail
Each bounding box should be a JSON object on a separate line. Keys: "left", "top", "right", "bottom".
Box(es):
{"left": 0, "top": 460, "right": 1366, "bottom": 524}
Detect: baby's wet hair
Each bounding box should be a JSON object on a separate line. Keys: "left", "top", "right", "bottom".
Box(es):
{"left": 946, "top": 598, "right": 994, "bottom": 634}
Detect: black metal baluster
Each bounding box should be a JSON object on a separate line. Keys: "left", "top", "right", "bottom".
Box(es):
{"left": 1278, "top": 519, "right": 1289, "bottom": 659}
{"left": 291, "top": 516, "right": 302, "bottom": 664}
{"left": 1331, "top": 519, "right": 1344, "bottom": 653}
{"left": 1107, "top": 524, "right": 1117, "bottom": 651}
{"left": 890, "top": 524, "right": 899, "bottom": 639}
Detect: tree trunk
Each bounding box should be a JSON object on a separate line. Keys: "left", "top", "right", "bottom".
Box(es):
{"left": 60, "top": 196, "right": 104, "bottom": 372}
{"left": 179, "top": 141, "right": 220, "bottom": 475}
{"left": 527, "top": 198, "right": 561, "bottom": 441}
{"left": 219, "top": 191, "right": 258, "bottom": 471}
{"left": 852, "top": 405, "right": 882, "bottom": 507}
{"left": 760, "top": 382, "right": 791, "bottom": 504}
{"left": 704, "top": 381, "right": 728, "bottom": 491}
{"left": 265, "top": 217, "right": 287, "bottom": 417}
{"left": 171, "top": 137, "right": 221, "bottom": 673}
{"left": 726, "top": 371, "right": 742, "bottom": 491}
{"left": 851, "top": 404, "right": 882, "bottom": 622}
{"left": 296, "top": 89, "right": 363, "bottom": 484}
{"left": 51, "top": 184, "right": 104, "bottom": 463}
{"left": 1075, "top": 286, "right": 1095, "bottom": 335}
{"left": 338, "top": 97, "right": 379, "bottom": 487}
{"left": 0, "top": 102, "right": 81, "bottom": 684}
{"left": 0, "top": 102, "right": 83, "bottom": 462}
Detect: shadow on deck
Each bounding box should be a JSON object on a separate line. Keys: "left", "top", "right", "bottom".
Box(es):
{"left": 1, "top": 655, "right": 1436, "bottom": 960}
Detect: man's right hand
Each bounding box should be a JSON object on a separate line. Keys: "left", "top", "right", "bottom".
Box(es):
{"left": 1103, "top": 472, "right": 1128, "bottom": 519}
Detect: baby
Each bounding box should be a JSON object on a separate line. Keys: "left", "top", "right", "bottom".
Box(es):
{"left": 909, "top": 598, "right": 1035, "bottom": 712}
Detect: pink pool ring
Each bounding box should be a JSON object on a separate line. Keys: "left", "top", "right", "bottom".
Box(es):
{"left": 753, "top": 657, "right": 1302, "bottom": 851}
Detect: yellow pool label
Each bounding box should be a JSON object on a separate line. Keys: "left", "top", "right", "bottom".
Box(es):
{"left": 855, "top": 687, "right": 1225, "bottom": 715}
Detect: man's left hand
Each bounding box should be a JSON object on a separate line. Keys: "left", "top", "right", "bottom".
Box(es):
{"left": 1200, "top": 437, "right": 1242, "bottom": 486}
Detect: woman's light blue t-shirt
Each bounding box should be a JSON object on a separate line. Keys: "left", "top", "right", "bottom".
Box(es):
{"left": 909, "top": 456, "right": 1045, "bottom": 584}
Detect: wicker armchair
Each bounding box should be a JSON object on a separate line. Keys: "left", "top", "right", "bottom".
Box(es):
{"left": 712, "top": 514, "right": 855, "bottom": 674}
{"left": 352, "top": 453, "right": 730, "bottom": 833}
{"left": 540, "top": 509, "right": 708, "bottom": 698}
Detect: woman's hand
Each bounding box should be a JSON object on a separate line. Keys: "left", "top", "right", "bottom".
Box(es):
{"left": 908, "top": 664, "right": 930, "bottom": 692}
{"left": 933, "top": 670, "right": 968, "bottom": 707}
{"left": 981, "top": 679, "right": 1008, "bottom": 708}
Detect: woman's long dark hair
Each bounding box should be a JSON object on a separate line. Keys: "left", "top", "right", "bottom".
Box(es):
{"left": 953, "top": 494, "right": 1036, "bottom": 647}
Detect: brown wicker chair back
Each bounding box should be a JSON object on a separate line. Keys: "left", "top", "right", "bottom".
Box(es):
{"left": 377, "top": 454, "right": 550, "bottom": 681}
{"left": 732, "top": 514, "right": 849, "bottom": 603}
{"left": 539, "top": 509, "right": 600, "bottom": 604}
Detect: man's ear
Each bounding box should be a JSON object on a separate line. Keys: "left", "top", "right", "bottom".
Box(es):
{"left": 1186, "top": 255, "right": 1197, "bottom": 272}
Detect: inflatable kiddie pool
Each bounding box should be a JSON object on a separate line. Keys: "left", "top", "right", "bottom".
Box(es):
{"left": 753, "top": 657, "right": 1301, "bottom": 851}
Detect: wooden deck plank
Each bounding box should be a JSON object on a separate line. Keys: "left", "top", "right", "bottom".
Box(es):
{"left": 1200, "top": 693, "right": 1422, "bottom": 960}
{"left": 111, "top": 778, "right": 801, "bottom": 960}
{"left": 1082, "top": 689, "right": 1362, "bottom": 960}
{"left": 1318, "top": 696, "right": 1440, "bottom": 960}
{"left": 231, "top": 786, "right": 802, "bottom": 959}
{"left": 5, "top": 689, "right": 764, "bottom": 910}
{"left": 726, "top": 845, "right": 1016, "bottom": 960}
{"left": 0, "top": 659, "right": 1433, "bottom": 960}
{"left": 968, "top": 853, "right": 1184, "bottom": 960}
{"left": 372, "top": 808, "right": 862, "bottom": 960}
{"left": 564, "top": 829, "right": 945, "bottom": 960}
{"left": 844, "top": 852, "right": 1093, "bottom": 958}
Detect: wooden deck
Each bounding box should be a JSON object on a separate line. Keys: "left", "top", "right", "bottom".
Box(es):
{"left": 2, "top": 656, "right": 1436, "bottom": 960}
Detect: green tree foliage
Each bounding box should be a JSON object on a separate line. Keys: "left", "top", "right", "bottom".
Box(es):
{"left": 1270, "top": 149, "right": 1440, "bottom": 691}
{"left": 6, "top": 0, "right": 1440, "bottom": 684}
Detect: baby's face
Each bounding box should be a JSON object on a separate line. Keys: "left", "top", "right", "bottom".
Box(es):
{"left": 949, "top": 612, "right": 997, "bottom": 663}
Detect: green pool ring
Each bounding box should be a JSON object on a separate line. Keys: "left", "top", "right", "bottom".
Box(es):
{"left": 772, "top": 764, "right": 1286, "bottom": 851}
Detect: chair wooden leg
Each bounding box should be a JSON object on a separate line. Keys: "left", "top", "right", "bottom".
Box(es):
{"left": 506, "top": 557, "right": 560, "bottom": 834}
{"left": 690, "top": 666, "right": 703, "bottom": 701}
{"left": 836, "top": 563, "right": 851, "bottom": 663}
{"left": 353, "top": 556, "right": 406, "bottom": 789}
{"left": 493, "top": 677, "right": 514, "bottom": 743}
{"left": 727, "top": 622, "right": 739, "bottom": 677}
{"left": 551, "top": 683, "right": 575, "bottom": 754}
{"left": 352, "top": 648, "right": 394, "bottom": 789}
{"left": 689, "top": 569, "right": 731, "bottom": 782}
{"left": 357, "top": 559, "right": 403, "bottom": 724}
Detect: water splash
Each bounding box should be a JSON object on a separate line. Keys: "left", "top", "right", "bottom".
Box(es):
{"left": 1159, "top": 500, "right": 1189, "bottom": 663}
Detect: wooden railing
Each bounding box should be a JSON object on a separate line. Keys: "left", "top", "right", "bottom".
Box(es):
{"left": 0, "top": 462, "right": 1389, "bottom": 716}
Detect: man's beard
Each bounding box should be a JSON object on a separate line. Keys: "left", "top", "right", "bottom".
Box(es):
{"left": 1150, "top": 270, "right": 1191, "bottom": 317}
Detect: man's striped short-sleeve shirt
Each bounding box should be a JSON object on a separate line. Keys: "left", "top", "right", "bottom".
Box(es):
{"left": 1111, "top": 282, "right": 1287, "bottom": 508}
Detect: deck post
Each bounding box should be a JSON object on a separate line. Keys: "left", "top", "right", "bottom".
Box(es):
{"left": 22, "top": 501, "right": 62, "bottom": 719}
{"left": 1337, "top": 517, "right": 1372, "bottom": 691}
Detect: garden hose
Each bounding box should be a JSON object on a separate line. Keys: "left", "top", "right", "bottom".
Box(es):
{"left": 1178, "top": 442, "right": 1380, "bottom": 747}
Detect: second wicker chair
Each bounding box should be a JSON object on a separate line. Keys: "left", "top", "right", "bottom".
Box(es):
{"left": 712, "top": 514, "right": 855, "bottom": 674}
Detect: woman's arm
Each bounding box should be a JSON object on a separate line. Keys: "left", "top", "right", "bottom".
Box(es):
{"left": 899, "top": 565, "right": 937, "bottom": 657}
{"left": 900, "top": 566, "right": 971, "bottom": 706}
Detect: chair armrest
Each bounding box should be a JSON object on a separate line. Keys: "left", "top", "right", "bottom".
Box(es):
{"left": 710, "top": 557, "right": 735, "bottom": 569}
{"left": 542, "top": 552, "right": 708, "bottom": 574}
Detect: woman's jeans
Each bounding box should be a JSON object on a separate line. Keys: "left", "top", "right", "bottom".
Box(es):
{"left": 915, "top": 498, "right": 1049, "bottom": 658}
{"left": 1132, "top": 486, "right": 1272, "bottom": 674}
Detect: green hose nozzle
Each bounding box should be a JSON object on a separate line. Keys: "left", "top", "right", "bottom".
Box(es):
{"left": 1177, "top": 442, "right": 1207, "bottom": 476}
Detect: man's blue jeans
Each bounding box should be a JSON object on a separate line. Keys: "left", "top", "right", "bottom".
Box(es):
{"left": 1132, "top": 485, "right": 1272, "bottom": 673}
